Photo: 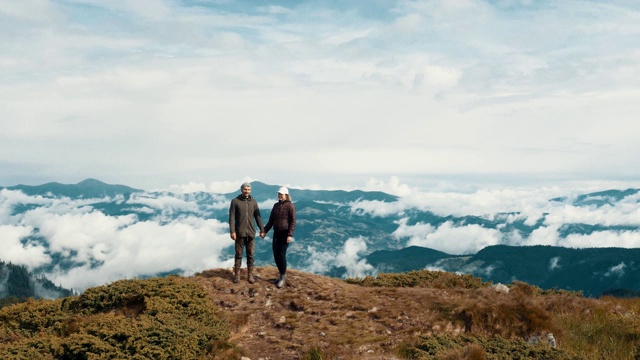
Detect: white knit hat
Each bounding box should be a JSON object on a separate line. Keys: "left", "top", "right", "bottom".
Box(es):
{"left": 277, "top": 186, "right": 289, "bottom": 195}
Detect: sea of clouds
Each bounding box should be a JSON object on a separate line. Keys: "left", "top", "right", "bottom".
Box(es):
{"left": 1, "top": 177, "right": 639, "bottom": 292}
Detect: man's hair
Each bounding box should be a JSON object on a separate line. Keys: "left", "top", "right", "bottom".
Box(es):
{"left": 241, "top": 182, "right": 251, "bottom": 190}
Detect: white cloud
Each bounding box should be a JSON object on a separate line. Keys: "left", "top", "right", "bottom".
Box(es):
{"left": 260, "top": 5, "right": 293, "bottom": 15}
{"left": 126, "top": 193, "right": 200, "bottom": 212}
{"left": 560, "top": 231, "right": 640, "bottom": 249}
{"left": 167, "top": 177, "right": 258, "bottom": 194}
{"left": 124, "top": 0, "right": 173, "bottom": 21}
{"left": 404, "top": 221, "right": 502, "bottom": 255}
{"left": 544, "top": 203, "right": 640, "bottom": 227}
{"left": 350, "top": 199, "right": 406, "bottom": 218}
{"left": 363, "top": 176, "right": 412, "bottom": 197}
{"left": 0, "top": 190, "right": 235, "bottom": 291}
{"left": 302, "top": 237, "right": 376, "bottom": 279}
{"left": 33, "top": 211, "right": 136, "bottom": 260}
{"left": 335, "top": 237, "right": 376, "bottom": 279}
{"left": 0, "top": 189, "right": 51, "bottom": 221}
{"left": 302, "top": 246, "right": 338, "bottom": 275}
{"left": 322, "top": 28, "right": 373, "bottom": 46}
{"left": 0, "top": 224, "right": 50, "bottom": 268}
{"left": 403, "top": 186, "right": 564, "bottom": 218}
{"left": 392, "top": 218, "right": 436, "bottom": 241}
{"left": 353, "top": 179, "right": 640, "bottom": 250}
{"left": 0, "top": 0, "right": 63, "bottom": 23}
{"left": 604, "top": 262, "right": 626, "bottom": 277}
{"left": 524, "top": 225, "right": 561, "bottom": 246}
{"left": 349, "top": 182, "right": 573, "bottom": 225}
{"left": 548, "top": 256, "right": 561, "bottom": 271}
{"left": 393, "top": 13, "right": 424, "bottom": 33}
{"left": 46, "top": 216, "right": 232, "bottom": 292}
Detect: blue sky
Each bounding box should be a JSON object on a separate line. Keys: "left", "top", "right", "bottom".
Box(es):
{"left": 1, "top": 0, "right": 639, "bottom": 192}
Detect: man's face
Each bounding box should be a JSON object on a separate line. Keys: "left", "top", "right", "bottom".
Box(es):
{"left": 242, "top": 186, "right": 251, "bottom": 197}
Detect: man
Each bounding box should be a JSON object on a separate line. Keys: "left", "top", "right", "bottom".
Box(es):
{"left": 229, "top": 182, "right": 265, "bottom": 284}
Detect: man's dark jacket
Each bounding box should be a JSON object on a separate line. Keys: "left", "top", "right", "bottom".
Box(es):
{"left": 229, "top": 194, "right": 264, "bottom": 238}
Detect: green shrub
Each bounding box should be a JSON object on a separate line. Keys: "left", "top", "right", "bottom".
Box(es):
{"left": 303, "top": 346, "right": 325, "bottom": 360}
{"left": 345, "top": 270, "right": 489, "bottom": 289}
{"left": 0, "top": 276, "right": 229, "bottom": 359}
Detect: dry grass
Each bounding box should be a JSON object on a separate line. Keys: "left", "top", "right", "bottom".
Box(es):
{"left": 551, "top": 296, "right": 640, "bottom": 359}
{"left": 195, "top": 267, "right": 640, "bottom": 360}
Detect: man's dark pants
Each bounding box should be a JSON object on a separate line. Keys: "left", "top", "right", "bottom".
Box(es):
{"left": 234, "top": 236, "right": 255, "bottom": 269}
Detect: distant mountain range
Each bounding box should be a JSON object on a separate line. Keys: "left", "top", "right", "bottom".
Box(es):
{"left": 363, "top": 244, "right": 640, "bottom": 297}
{"left": 1, "top": 179, "right": 639, "bottom": 298}
{"left": 6, "top": 178, "right": 143, "bottom": 199}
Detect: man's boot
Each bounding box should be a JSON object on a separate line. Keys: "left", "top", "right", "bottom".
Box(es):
{"left": 232, "top": 267, "right": 240, "bottom": 284}
{"left": 247, "top": 266, "right": 255, "bottom": 284}
{"left": 276, "top": 273, "right": 286, "bottom": 288}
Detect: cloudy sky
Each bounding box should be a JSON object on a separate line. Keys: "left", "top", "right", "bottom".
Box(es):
{"left": 1, "top": 0, "right": 639, "bottom": 192}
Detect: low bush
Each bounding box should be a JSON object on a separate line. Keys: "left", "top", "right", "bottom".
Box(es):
{"left": 0, "top": 276, "right": 229, "bottom": 359}
{"left": 345, "top": 269, "right": 490, "bottom": 289}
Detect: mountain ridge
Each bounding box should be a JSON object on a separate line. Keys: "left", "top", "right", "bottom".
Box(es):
{"left": 3, "top": 178, "right": 143, "bottom": 198}
{"left": 364, "top": 244, "right": 640, "bottom": 297}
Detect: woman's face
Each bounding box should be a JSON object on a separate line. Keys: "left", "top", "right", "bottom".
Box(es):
{"left": 277, "top": 192, "right": 286, "bottom": 200}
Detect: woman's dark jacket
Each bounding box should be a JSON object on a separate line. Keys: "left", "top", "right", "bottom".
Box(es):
{"left": 264, "top": 200, "right": 296, "bottom": 237}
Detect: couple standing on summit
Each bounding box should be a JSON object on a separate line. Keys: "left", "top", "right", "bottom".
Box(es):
{"left": 228, "top": 182, "right": 296, "bottom": 288}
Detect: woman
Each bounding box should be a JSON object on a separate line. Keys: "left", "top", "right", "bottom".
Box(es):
{"left": 263, "top": 186, "right": 296, "bottom": 288}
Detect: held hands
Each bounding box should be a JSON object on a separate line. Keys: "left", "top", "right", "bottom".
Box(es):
{"left": 251, "top": 231, "right": 288, "bottom": 241}
{"left": 230, "top": 233, "right": 236, "bottom": 241}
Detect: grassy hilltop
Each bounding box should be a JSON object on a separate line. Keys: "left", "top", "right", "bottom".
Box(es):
{"left": 1, "top": 268, "right": 640, "bottom": 359}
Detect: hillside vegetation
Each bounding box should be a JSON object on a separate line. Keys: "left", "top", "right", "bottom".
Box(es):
{"left": 2, "top": 268, "right": 640, "bottom": 359}
{"left": 0, "top": 261, "right": 75, "bottom": 308}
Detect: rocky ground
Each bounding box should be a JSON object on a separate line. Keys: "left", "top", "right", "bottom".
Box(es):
{"left": 194, "top": 266, "right": 474, "bottom": 360}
